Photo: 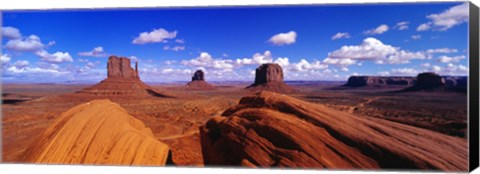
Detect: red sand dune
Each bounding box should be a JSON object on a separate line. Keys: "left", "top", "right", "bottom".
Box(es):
{"left": 21, "top": 99, "right": 170, "bottom": 166}
{"left": 200, "top": 91, "right": 467, "bottom": 171}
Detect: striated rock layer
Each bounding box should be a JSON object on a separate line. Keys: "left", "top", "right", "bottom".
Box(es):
{"left": 78, "top": 56, "right": 170, "bottom": 97}
{"left": 200, "top": 91, "right": 467, "bottom": 171}
{"left": 186, "top": 70, "right": 215, "bottom": 90}
{"left": 21, "top": 100, "right": 170, "bottom": 166}
{"left": 246, "top": 63, "right": 297, "bottom": 93}
{"left": 344, "top": 76, "right": 415, "bottom": 87}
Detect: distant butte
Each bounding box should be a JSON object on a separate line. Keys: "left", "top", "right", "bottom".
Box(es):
{"left": 246, "top": 63, "right": 297, "bottom": 93}
{"left": 78, "top": 55, "right": 171, "bottom": 97}
{"left": 185, "top": 70, "right": 215, "bottom": 90}
{"left": 344, "top": 76, "right": 415, "bottom": 87}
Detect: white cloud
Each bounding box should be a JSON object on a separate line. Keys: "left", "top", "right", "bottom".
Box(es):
{"left": 326, "top": 37, "right": 397, "bottom": 61}
{"left": 323, "top": 37, "right": 459, "bottom": 67}
{"left": 432, "top": 63, "right": 468, "bottom": 75}
{"left": 417, "top": 3, "right": 469, "bottom": 31}
{"left": 289, "top": 59, "right": 328, "bottom": 72}
{"left": 182, "top": 52, "right": 234, "bottom": 70}
{"left": 175, "top": 39, "right": 185, "bottom": 44}
{"left": 394, "top": 21, "right": 409, "bottom": 30}
{"left": 1, "top": 54, "right": 11, "bottom": 65}
{"left": 378, "top": 71, "right": 390, "bottom": 76}
{"left": 163, "top": 45, "right": 185, "bottom": 51}
{"left": 267, "top": 31, "right": 297, "bottom": 46}
{"left": 12, "top": 60, "right": 30, "bottom": 68}
{"left": 2, "top": 26, "right": 21, "bottom": 39}
{"left": 331, "top": 32, "right": 351, "bottom": 40}
{"left": 411, "top": 35, "right": 422, "bottom": 40}
{"left": 5, "top": 35, "right": 46, "bottom": 52}
{"left": 416, "top": 23, "right": 432, "bottom": 31}
{"left": 35, "top": 50, "right": 73, "bottom": 63}
{"left": 391, "top": 68, "right": 419, "bottom": 76}
{"left": 78, "top": 46, "right": 107, "bottom": 57}
{"left": 426, "top": 48, "right": 458, "bottom": 54}
{"left": 235, "top": 50, "right": 273, "bottom": 66}
{"left": 363, "top": 24, "right": 389, "bottom": 35}
{"left": 421, "top": 63, "right": 431, "bottom": 68}
{"left": 132, "top": 28, "right": 177, "bottom": 44}
{"left": 437, "top": 55, "right": 465, "bottom": 63}
{"left": 6, "top": 64, "right": 68, "bottom": 75}
{"left": 323, "top": 57, "right": 357, "bottom": 66}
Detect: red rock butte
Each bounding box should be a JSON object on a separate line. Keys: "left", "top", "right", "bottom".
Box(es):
{"left": 78, "top": 55, "right": 170, "bottom": 97}
{"left": 185, "top": 70, "right": 215, "bottom": 90}
{"left": 246, "top": 63, "right": 297, "bottom": 93}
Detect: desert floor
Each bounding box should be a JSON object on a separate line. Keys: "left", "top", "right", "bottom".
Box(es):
{"left": 1, "top": 82, "right": 467, "bottom": 166}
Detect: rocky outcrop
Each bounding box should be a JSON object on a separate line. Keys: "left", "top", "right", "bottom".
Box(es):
{"left": 22, "top": 100, "right": 170, "bottom": 166}
{"left": 402, "top": 72, "right": 464, "bottom": 92}
{"left": 107, "top": 56, "right": 139, "bottom": 79}
{"left": 78, "top": 56, "right": 170, "bottom": 97}
{"left": 246, "top": 63, "right": 297, "bottom": 93}
{"left": 345, "top": 76, "right": 415, "bottom": 87}
{"left": 186, "top": 70, "right": 215, "bottom": 90}
{"left": 200, "top": 91, "right": 467, "bottom": 170}
{"left": 192, "top": 70, "right": 205, "bottom": 81}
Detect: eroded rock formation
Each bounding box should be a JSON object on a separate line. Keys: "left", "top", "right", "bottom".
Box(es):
{"left": 22, "top": 99, "right": 170, "bottom": 166}
{"left": 345, "top": 76, "right": 415, "bottom": 87}
{"left": 200, "top": 91, "right": 467, "bottom": 170}
{"left": 78, "top": 55, "right": 170, "bottom": 97}
{"left": 186, "top": 70, "right": 215, "bottom": 90}
{"left": 107, "top": 56, "right": 139, "bottom": 79}
{"left": 246, "top": 63, "right": 297, "bottom": 93}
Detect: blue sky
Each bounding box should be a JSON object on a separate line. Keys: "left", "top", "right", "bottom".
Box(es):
{"left": 1, "top": 2, "right": 469, "bottom": 83}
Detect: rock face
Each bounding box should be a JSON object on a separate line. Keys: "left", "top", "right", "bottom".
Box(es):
{"left": 415, "top": 72, "right": 444, "bottom": 89}
{"left": 107, "top": 56, "right": 139, "bottom": 79}
{"left": 22, "top": 100, "right": 170, "bottom": 166}
{"left": 246, "top": 63, "right": 297, "bottom": 93}
{"left": 345, "top": 76, "right": 415, "bottom": 87}
{"left": 186, "top": 70, "right": 215, "bottom": 90}
{"left": 192, "top": 70, "right": 205, "bottom": 81}
{"left": 78, "top": 56, "right": 170, "bottom": 97}
{"left": 402, "top": 72, "right": 459, "bottom": 92}
{"left": 200, "top": 91, "right": 467, "bottom": 170}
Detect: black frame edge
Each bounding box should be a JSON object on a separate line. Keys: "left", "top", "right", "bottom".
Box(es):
{"left": 469, "top": 1, "right": 480, "bottom": 172}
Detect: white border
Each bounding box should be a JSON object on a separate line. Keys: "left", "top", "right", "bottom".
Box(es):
{"left": 0, "top": 0, "right": 476, "bottom": 174}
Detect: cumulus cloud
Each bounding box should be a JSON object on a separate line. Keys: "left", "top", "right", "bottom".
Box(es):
{"left": 267, "top": 31, "right": 297, "bottom": 46}
{"left": 12, "top": 60, "right": 30, "bottom": 69}
{"left": 163, "top": 45, "right": 185, "bottom": 51}
{"left": 132, "top": 28, "right": 177, "bottom": 44}
{"left": 2, "top": 26, "right": 22, "bottom": 39}
{"left": 78, "top": 46, "right": 108, "bottom": 57}
{"left": 327, "top": 38, "right": 397, "bottom": 60}
{"left": 35, "top": 50, "right": 73, "bottom": 63}
{"left": 426, "top": 48, "right": 458, "bottom": 54}
{"left": 322, "top": 37, "right": 459, "bottom": 67}
{"left": 235, "top": 50, "right": 273, "bottom": 65}
{"left": 5, "top": 35, "right": 46, "bottom": 52}
{"left": 437, "top": 55, "right": 465, "bottom": 63}
{"left": 331, "top": 32, "right": 351, "bottom": 40}
{"left": 391, "top": 68, "right": 419, "bottom": 76}
{"left": 182, "top": 52, "right": 234, "bottom": 70}
{"left": 394, "top": 21, "right": 409, "bottom": 30}
{"left": 6, "top": 62, "right": 68, "bottom": 75}
{"left": 363, "top": 24, "right": 389, "bottom": 35}
{"left": 416, "top": 23, "right": 432, "bottom": 31}
{"left": 417, "top": 3, "right": 468, "bottom": 31}
{"left": 1, "top": 54, "right": 11, "bottom": 65}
